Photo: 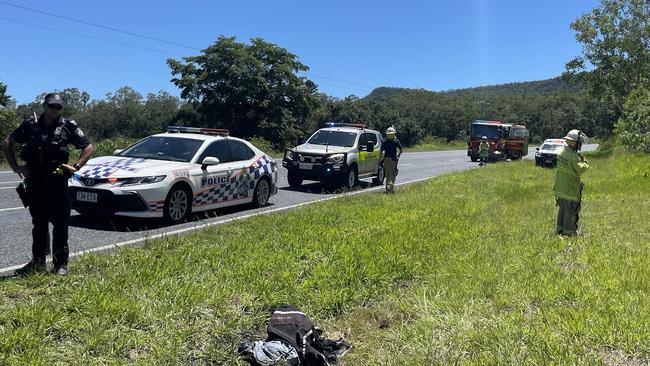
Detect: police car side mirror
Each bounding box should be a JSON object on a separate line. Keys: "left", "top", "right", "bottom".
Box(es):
{"left": 366, "top": 142, "right": 374, "bottom": 153}
{"left": 201, "top": 156, "right": 220, "bottom": 170}
{"left": 113, "top": 149, "right": 123, "bottom": 155}
{"left": 536, "top": 147, "right": 540, "bottom": 151}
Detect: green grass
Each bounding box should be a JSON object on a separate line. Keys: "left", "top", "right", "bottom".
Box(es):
{"left": 0, "top": 149, "right": 648, "bottom": 365}
{"left": 406, "top": 136, "right": 466, "bottom": 152}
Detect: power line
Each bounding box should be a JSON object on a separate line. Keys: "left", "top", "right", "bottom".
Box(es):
{"left": 303, "top": 73, "right": 374, "bottom": 89}
{"left": 0, "top": 17, "right": 184, "bottom": 57}
{"left": 0, "top": 0, "right": 201, "bottom": 51}
{"left": 0, "top": 0, "right": 376, "bottom": 92}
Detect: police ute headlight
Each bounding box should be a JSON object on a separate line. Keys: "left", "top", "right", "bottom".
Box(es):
{"left": 121, "top": 175, "right": 166, "bottom": 186}
{"left": 327, "top": 154, "right": 344, "bottom": 163}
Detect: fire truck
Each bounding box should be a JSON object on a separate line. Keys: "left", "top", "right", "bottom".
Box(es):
{"left": 467, "top": 120, "right": 530, "bottom": 162}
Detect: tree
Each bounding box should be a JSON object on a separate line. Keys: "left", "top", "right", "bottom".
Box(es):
{"left": 565, "top": 0, "right": 650, "bottom": 113}
{"left": 616, "top": 86, "right": 650, "bottom": 152}
{"left": 0, "top": 82, "right": 10, "bottom": 107}
{"left": 167, "top": 36, "right": 318, "bottom": 148}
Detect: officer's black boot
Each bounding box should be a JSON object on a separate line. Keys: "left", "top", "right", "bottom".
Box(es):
{"left": 14, "top": 257, "right": 47, "bottom": 277}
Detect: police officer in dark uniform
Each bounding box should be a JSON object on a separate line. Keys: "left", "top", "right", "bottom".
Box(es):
{"left": 2, "top": 93, "right": 93, "bottom": 276}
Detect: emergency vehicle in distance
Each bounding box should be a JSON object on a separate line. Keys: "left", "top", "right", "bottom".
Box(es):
{"left": 535, "top": 138, "right": 566, "bottom": 167}
{"left": 283, "top": 122, "right": 384, "bottom": 189}
{"left": 467, "top": 119, "right": 530, "bottom": 162}
{"left": 69, "top": 126, "right": 278, "bottom": 224}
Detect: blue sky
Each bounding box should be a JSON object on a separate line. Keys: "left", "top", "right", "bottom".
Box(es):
{"left": 0, "top": 0, "right": 599, "bottom": 104}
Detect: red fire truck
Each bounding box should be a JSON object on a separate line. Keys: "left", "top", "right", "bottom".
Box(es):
{"left": 467, "top": 120, "right": 530, "bottom": 162}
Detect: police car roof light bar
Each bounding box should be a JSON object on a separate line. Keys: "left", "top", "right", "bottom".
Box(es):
{"left": 167, "top": 126, "right": 229, "bottom": 136}
{"left": 324, "top": 122, "right": 367, "bottom": 129}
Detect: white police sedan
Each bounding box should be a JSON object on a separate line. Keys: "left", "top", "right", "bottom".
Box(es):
{"left": 69, "top": 126, "right": 278, "bottom": 224}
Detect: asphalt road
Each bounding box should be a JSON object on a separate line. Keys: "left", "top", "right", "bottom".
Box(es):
{"left": 0, "top": 144, "right": 597, "bottom": 273}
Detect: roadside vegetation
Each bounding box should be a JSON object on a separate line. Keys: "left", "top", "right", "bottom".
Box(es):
{"left": 405, "top": 136, "right": 466, "bottom": 152}
{"left": 1, "top": 146, "right": 648, "bottom": 365}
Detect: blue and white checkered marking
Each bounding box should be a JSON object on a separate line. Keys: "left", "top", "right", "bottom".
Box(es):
{"left": 249, "top": 155, "right": 276, "bottom": 179}
{"left": 82, "top": 158, "right": 146, "bottom": 178}
{"left": 193, "top": 155, "right": 275, "bottom": 207}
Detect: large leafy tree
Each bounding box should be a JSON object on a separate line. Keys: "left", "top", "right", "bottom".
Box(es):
{"left": 565, "top": 0, "right": 650, "bottom": 113}
{"left": 167, "top": 36, "right": 318, "bottom": 147}
{"left": 0, "top": 82, "right": 10, "bottom": 107}
{"left": 616, "top": 86, "right": 650, "bottom": 152}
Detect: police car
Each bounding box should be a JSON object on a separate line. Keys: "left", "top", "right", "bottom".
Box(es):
{"left": 69, "top": 126, "right": 278, "bottom": 224}
{"left": 282, "top": 123, "right": 384, "bottom": 189}
{"left": 535, "top": 138, "right": 566, "bottom": 167}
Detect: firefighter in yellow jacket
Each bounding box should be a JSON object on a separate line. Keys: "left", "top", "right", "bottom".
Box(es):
{"left": 554, "top": 129, "right": 589, "bottom": 236}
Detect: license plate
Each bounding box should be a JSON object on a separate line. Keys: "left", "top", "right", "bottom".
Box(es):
{"left": 299, "top": 163, "right": 313, "bottom": 170}
{"left": 76, "top": 191, "right": 98, "bottom": 203}
{"left": 545, "top": 159, "right": 554, "bottom": 164}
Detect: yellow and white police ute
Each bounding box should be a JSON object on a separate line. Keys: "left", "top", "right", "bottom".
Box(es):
{"left": 69, "top": 126, "right": 278, "bottom": 224}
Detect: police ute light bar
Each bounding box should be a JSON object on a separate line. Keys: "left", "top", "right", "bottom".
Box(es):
{"left": 324, "top": 122, "right": 366, "bottom": 128}
{"left": 167, "top": 126, "right": 229, "bottom": 136}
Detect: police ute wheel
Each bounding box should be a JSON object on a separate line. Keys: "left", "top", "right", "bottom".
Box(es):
{"left": 164, "top": 185, "right": 192, "bottom": 225}
{"left": 252, "top": 178, "right": 271, "bottom": 208}
{"left": 343, "top": 165, "right": 358, "bottom": 189}
{"left": 373, "top": 165, "right": 385, "bottom": 185}
{"left": 287, "top": 171, "right": 303, "bottom": 188}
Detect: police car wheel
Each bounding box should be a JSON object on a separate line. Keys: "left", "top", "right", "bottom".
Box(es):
{"left": 164, "top": 185, "right": 191, "bottom": 224}
{"left": 372, "top": 166, "right": 385, "bottom": 185}
{"left": 344, "top": 165, "right": 358, "bottom": 189}
{"left": 287, "top": 171, "right": 303, "bottom": 188}
{"left": 252, "top": 178, "right": 271, "bottom": 208}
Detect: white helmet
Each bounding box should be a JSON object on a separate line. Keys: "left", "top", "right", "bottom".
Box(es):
{"left": 563, "top": 129, "right": 588, "bottom": 143}
{"left": 481, "top": 136, "right": 488, "bottom": 140}
{"left": 386, "top": 126, "right": 396, "bottom": 135}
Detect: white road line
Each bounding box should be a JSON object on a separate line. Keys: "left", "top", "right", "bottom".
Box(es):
{"left": 0, "top": 171, "right": 15, "bottom": 174}
{"left": 0, "top": 186, "right": 17, "bottom": 190}
{"left": 0, "top": 181, "right": 21, "bottom": 185}
{"left": 0, "top": 207, "right": 24, "bottom": 212}
{"left": 0, "top": 174, "right": 443, "bottom": 275}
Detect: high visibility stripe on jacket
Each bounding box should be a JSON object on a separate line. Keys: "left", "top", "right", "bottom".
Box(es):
{"left": 479, "top": 142, "right": 489, "bottom": 157}
{"left": 554, "top": 147, "right": 589, "bottom": 202}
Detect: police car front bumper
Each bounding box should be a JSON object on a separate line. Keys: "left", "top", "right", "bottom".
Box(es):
{"left": 69, "top": 186, "right": 151, "bottom": 216}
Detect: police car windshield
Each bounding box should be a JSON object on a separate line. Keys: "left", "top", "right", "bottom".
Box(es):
{"left": 541, "top": 143, "right": 564, "bottom": 151}
{"left": 307, "top": 130, "right": 357, "bottom": 147}
{"left": 470, "top": 125, "right": 501, "bottom": 140}
{"left": 119, "top": 136, "right": 203, "bottom": 162}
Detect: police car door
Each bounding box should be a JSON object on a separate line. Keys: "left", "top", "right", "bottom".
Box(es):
{"left": 191, "top": 140, "right": 238, "bottom": 210}
{"left": 226, "top": 140, "right": 257, "bottom": 203}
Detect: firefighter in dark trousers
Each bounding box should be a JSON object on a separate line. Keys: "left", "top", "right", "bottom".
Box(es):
{"left": 554, "top": 129, "right": 589, "bottom": 236}
{"left": 379, "top": 126, "right": 403, "bottom": 193}
{"left": 478, "top": 135, "right": 489, "bottom": 166}
{"left": 2, "top": 93, "right": 93, "bottom": 276}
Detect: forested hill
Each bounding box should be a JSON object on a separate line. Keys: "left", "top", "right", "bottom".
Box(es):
{"left": 365, "top": 77, "right": 584, "bottom": 101}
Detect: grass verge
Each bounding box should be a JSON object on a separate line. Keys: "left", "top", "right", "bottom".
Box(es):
{"left": 406, "top": 137, "right": 466, "bottom": 152}
{"left": 0, "top": 149, "right": 648, "bottom": 365}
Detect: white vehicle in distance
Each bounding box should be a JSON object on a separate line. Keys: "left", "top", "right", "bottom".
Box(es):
{"left": 69, "top": 126, "right": 278, "bottom": 224}
{"left": 535, "top": 138, "right": 566, "bottom": 167}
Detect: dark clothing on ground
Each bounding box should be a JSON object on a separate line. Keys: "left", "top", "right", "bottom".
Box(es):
{"left": 240, "top": 306, "right": 352, "bottom": 366}
{"left": 10, "top": 115, "right": 90, "bottom": 267}
{"left": 556, "top": 198, "right": 581, "bottom": 236}
{"left": 380, "top": 138, "right": 402, "bottom": 159}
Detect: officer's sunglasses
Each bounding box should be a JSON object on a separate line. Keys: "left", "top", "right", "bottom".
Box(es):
{"left": 47, "top": 103, "right": 63, "bottom": 110}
